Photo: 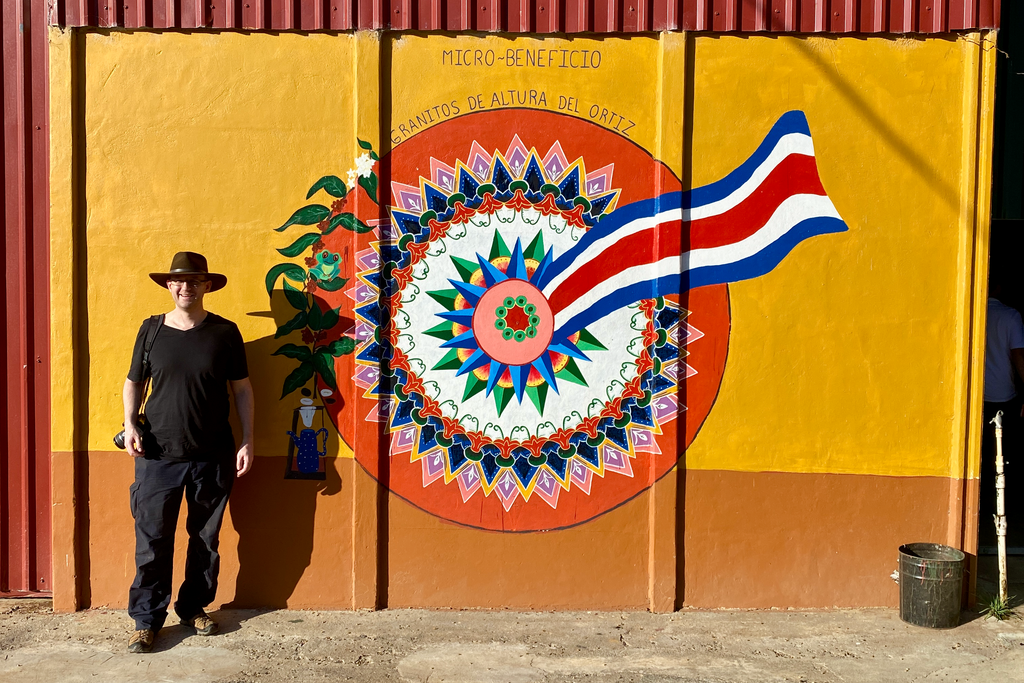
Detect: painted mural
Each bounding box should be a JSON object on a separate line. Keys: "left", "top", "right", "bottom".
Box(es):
{"left": 272, "top": 108, "right": 845, "bottom": 530}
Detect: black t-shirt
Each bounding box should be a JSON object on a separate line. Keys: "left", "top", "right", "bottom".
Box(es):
{"left": 128, "top": 313, "right": 248, "bottom": 461}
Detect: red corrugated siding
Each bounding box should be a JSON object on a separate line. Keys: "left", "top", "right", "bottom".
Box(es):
{"left": 48, "top": 0, "right": 1000, "bottom": 31}
{"left": 2, "top": 0, "right": 52, "bottom": 595}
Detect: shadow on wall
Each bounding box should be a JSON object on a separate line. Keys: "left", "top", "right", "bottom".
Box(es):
{"left": 224, "top": 454, "right": 342, "bottom": 608}
{"left": 224, "top": 290, "right": 348, "bottom": 608}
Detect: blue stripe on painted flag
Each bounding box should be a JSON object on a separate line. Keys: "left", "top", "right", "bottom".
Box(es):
{"left": 538, "top": 111, "right": 813, "bottom": 293}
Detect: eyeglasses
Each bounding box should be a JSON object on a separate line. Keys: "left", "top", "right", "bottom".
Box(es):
{"left": 168, "top": 278, "right": 208, "bottom": 289}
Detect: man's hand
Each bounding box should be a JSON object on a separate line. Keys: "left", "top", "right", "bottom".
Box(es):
{"left": 229, "top": 377, "right": 255, "bottom": 477}
{"left": 236, "top": 441, "right": 254, "bottom": 476}
{"left": 123, "top": 378, "right": 146, "bottom": 458}
{"left": 125, "top": 425, "right": 145, "bottom": 458}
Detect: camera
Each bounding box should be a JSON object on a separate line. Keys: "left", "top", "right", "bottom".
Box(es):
{"left": 114, "top": 415, "right": 149, "bottom": 450}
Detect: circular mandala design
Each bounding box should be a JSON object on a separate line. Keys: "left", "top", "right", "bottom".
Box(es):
{"left": 330, "top": 110, "right": 730, "bottom": 531}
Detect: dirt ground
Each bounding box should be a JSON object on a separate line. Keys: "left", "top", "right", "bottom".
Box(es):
{"left": 2, "top": 556, "right": 1021, "bottom": 683}
{"left": 1, "top": 596, "right": 1023, "bottom": 683}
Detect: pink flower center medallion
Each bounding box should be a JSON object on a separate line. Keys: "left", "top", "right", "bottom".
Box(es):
{"left": 472, "top": 279, "right": 554, "bottom": 366}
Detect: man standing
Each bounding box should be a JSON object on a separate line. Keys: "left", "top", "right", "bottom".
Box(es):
{"left": 122, "top": 252, "right": 254, "bottom": 653}
{"left": 982, "top": 275, "right": 1024, "bottom": 550}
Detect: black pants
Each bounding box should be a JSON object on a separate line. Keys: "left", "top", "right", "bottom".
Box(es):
{"left": 128, "top": 457, "right": 234, "bottom": 631}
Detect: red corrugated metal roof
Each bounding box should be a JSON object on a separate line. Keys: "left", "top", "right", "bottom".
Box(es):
{"left": 49, "top": 0, "right": 1000, "bottom": 32}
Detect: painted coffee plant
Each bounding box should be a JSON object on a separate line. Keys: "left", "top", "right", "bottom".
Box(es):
{"left": 267, "top": 139, "right": 380, "bottom": 400}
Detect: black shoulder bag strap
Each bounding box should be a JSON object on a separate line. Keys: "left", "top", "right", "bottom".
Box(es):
{"left": 138, "top": 314, "right": 164, "bottom": 414}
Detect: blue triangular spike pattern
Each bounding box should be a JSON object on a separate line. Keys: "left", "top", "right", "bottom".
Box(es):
{"left": 574, "top": 441, "right": 600, "bottom": 468}
{"left": 603, "top": 425, "right": 630, "bottom": 451}
{"left": 457, "top": 167, "right": 481, "bottom": 198}
{"left": 418, "top": 420, "right": 439, "bottom": 452}
{"left": 651, "top": 372, "right": 674, "bottom": 394}
{"left": 508, "top": 239, "right": 527, "bottom": 280}
{"left": 523, "top": 156, "right": 545, "bottom": 192}
{"left": 629, "top": 402, "right": 655, "bottom": 428}
{"left": 557, "top": 166, "right": 582, "bottom": 200}
{"left": 479, "top": 451, "right": 502, "bottom": 486}
{"left": 544, "top": 449, "right": 569, "bottom": 480}
{"left": 491, "top": 159, "right": 514, "bottom": 193}
{"left": 356, "top": 340, "right": 383, "bottom": 363}
{"left": 423, "top": 184, "right": 450, "bottom": 215}
{"left": 447, "top": 442, "right": 468, "bottom": 474}
{"left": 355, "top": 300, "right": 382, "bottom": 325}
{"left": 656, "top": 307, "right": 682, "bottom": 331}
{"left": 655, "top": 343, "right": 680, "bottom": 363}
{"left": 511, "top": 457, "right": 539, "bottom": 489}
{"left": 589, "top": 193, "right": 615, "bottom": 217}
{"left": 377, "top": 243, "right": 405, "bottom": 268}
{"left": 391, "top": 211, "right": 425, "bottom": 237}
{"left": 449, "top": 279, "right": 486, "bottom": 304}
{"left": 390, "top": 399, "right": 416, "bottom": 428}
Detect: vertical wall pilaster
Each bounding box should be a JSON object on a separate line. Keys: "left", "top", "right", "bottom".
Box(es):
{"left": 648, "top": 31, "right": 687, "bottom": 614}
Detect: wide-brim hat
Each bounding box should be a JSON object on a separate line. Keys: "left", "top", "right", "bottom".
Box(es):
{"left": 149, "top": 251, "right": 227, "bottom": 292}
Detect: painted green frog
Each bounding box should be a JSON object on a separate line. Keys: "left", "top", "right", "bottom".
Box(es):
{"left": 309, "top": 250, "right": 341, "bottom": 281}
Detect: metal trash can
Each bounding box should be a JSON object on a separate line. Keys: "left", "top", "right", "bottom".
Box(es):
{"left": 898, "top": 543, "right": 965, "bottom": 629}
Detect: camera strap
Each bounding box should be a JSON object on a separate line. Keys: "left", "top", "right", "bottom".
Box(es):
{"left": 138, "top": 314, "right": 164, "bottom": 414}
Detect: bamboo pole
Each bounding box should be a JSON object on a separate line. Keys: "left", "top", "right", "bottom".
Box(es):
{"left": 991, "top": 410, "right": 1008, "bottom": 603}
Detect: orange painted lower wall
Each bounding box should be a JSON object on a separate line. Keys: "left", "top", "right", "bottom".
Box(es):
{"left": 681, "top": 469, "right": 959, "bottom": 608}
{"left": 55, "top": 452, "right": 967, "bottom": 610}
{"left": 65, "top": 452, "right": 356, "bottom": 611}
{"left": 385, "top": 485, "right": 653, "bottom": 610}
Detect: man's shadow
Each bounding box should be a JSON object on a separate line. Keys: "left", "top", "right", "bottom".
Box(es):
{"left": 222, "top": 290, "right": 350, "bottom": 608}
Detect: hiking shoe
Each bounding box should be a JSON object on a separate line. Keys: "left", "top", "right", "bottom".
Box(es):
{"left": 128, "top": 629, "right": 155, "bottom": 653}
{"left": 179, "top": 610, "right": 219, "bottom": 636}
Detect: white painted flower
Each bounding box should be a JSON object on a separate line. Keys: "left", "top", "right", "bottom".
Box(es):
{"left": 393, "top": 310, "right": 411, "bottom": 330}
{"left": 422, "top": 381, "right": 441, "bottom": 400}
{"left": 401, "top": 283, "right": 420, "bottom": 303}
{"left": 396, "top": 334, "right": 416, "bottom": 354}
{"left": 411, "top": 261, "right": 430, "bottom": 280}
{"left": 496, "top": 206, "right": 515, "bottom": 224}
{"left": 620, "top": 362, "right": 635, "bottom": 381}
{"left": 346, "top": 169, "right": 358, "bottom": 188}
{"left": 626, "top": 337, "right": 646, "bottom": 358}
{"left": 355, "top": 152, "right": 375, "bottom": 178}
{"left": 606, "top": 380, "right": 626, "bottom": 401}
{"left": 439, "top": 400, "right": 459, "bottom": 419}
{"left": 427, "top": 239, "right": 447, "bottom": 257}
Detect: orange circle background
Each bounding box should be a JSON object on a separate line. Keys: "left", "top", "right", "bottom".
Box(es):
{"left": 315, "top": 108, "right": 731, "bottom": 531}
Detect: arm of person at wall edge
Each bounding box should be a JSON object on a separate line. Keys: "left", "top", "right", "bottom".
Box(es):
{"left": 123, "top": 378, "right": 146, "bottom": 458}
{"left": 1012, "top": 348, "right": 1024, "bottom": 417}
{"left": 231, "top": 377, "right": 255, "bottom": 476}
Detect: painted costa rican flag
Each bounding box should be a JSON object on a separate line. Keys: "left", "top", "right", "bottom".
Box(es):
{"left": 536, "top": 111, "right": 848, "bottom": 339}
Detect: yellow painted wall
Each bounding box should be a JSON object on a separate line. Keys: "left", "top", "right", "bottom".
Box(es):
{"left": 49, "top": 28, "right": 994, "bottom": 610}
{"left": 68, "top": 31, "right": 370, "bottom": 459}
{"left": 685, "top": 35, "right": 988, "bottom": 478}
